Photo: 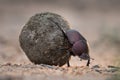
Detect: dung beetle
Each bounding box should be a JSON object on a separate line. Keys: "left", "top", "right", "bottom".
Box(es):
{"left": 48, "top": 18, "right": 91, "bottom": 67}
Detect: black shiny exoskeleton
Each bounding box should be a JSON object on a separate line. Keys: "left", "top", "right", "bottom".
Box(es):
{"left": 48, "top": 18, "right": 90, "bottom": 67}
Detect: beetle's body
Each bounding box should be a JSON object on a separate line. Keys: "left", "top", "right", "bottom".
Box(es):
{"left": 65, "top": 30, "right": 90, "bottom": 66}
{"left": 48, "top": 18, "right": 90, "bottom": 67}
{"left": 66, "top": 30, "right": 86, "bottom": 44}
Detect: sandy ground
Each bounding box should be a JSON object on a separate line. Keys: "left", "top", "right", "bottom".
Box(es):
{"left": 0, "top": 1, "right": 120, "bottom": 80}
{"left": 0, "top": 63, "right": 119, "bottom": 80}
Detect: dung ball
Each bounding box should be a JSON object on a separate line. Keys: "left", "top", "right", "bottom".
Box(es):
{"left": 19, "top": 12, "right": 71, "bottom": 66}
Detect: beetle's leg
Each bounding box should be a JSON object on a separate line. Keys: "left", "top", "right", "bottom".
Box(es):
{"left": 86, "top": 59, "right": 90, "bottom": 66}
{"left": 66, "top": 50, "right": 71, "bottom": 67}
{"left": 67, "top": 60, "right": 70, "bottom": 67}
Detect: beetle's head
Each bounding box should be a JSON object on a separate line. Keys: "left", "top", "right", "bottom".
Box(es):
{"left": 79, "top": 53, "right": 90, "bottom": 60}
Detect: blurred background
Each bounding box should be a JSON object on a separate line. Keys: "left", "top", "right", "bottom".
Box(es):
{"left": 0, "top": 0, "right": 120, "bottom": 67}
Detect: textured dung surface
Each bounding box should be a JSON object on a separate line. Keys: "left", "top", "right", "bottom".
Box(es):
{"left": 19, "top": 12, "right": 71, "bottom": 66}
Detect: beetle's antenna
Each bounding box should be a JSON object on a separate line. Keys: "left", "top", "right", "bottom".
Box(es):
{"left": 48, "top": 18, "right": 67, "bottom": 37}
